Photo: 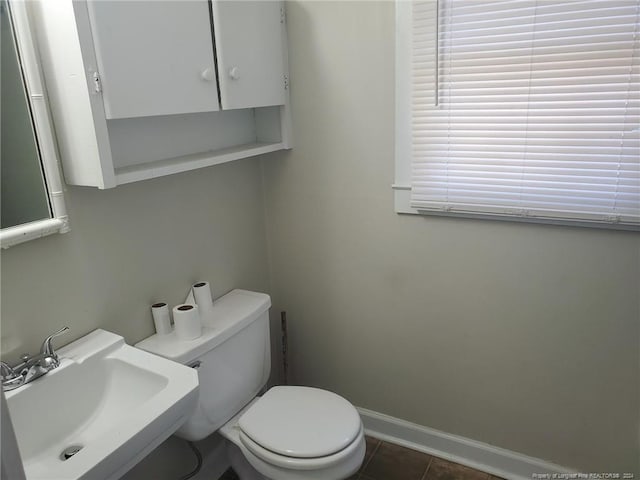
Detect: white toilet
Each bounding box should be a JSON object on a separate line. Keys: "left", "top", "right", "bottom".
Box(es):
{"left": 136, "top": 289, "right": 365, "bottom": 480}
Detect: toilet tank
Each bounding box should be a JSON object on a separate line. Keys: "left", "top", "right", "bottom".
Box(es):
{"left": 136, "top": 289, "right": 271, "bottom": 441}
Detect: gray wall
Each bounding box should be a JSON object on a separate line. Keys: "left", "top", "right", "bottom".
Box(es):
{"left": 1, "top": 0, "right": 638, "bottom": 476}
{"left": 261, "top": 1, "right": 640, "bottom": 473}
{"left": 1, "top": 158, "right": 271, "bottom": 362}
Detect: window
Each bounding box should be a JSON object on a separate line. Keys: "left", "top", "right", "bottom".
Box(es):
{"left": 395, "top": 0, "right": 640, "bottom": 229}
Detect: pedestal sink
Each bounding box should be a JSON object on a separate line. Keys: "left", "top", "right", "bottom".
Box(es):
{"left": 5, "top": 329, "right": 199, "bottom": 480}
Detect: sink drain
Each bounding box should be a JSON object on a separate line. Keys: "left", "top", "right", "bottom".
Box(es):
{"left": 60, "top": 445, "right": 83, "bottom": 460}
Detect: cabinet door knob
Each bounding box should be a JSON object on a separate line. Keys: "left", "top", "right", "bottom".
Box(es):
{"left": 201, "top": 67, "right": 215, "bottom": 82}
{"left": 228, "top": 66, "right": 240, "bottom": 80}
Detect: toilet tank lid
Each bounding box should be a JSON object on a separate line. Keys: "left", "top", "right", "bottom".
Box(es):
{"left": 135, "top": 289, "right": 271, "bottom": 364}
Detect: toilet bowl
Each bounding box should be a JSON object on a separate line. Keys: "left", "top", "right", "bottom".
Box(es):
{"left": 220, "top": 387, "right": 366, "bottom": 480}
{"left": 136, "top": 289, "right": 365, "bottom": 480}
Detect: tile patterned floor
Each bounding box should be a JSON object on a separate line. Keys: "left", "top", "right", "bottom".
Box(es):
{"left": 220, "top": 435, "right": 503, "bottom": 480}
{"left": 218, "top": 468, "right": 240, "bottom": 480}
{"left": 352, "top": 436, "right": 503, "bottom": 480}
{"left": 220, "top": 467, "right": 240, "bottom": 480}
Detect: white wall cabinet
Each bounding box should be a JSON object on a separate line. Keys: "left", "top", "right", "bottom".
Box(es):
{"left": 213, "top": 1, "right": 287, "bottom": 110}
{"left": 31, "top": 0, "right": 291, "bottom": 189}
{"left": 87, "top": 1, "right": 220, "bottom": 119}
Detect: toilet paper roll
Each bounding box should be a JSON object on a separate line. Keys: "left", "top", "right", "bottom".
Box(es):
{"left": 151, "top": 302, "right": 172, "bottom": 335}
{"left": 193, "top": 281, "right": 214, "bottom": 325}
{"left": 173, "top": 304, "right": 201, "bottom": 340}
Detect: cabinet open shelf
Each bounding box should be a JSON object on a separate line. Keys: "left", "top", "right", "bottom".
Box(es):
{"left": 114, "top": 141, "right": 285, "bottom": 185}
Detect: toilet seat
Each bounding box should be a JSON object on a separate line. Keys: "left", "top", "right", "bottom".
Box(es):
{"left": 238, "top": 424, "right": 365, "bottom": 471}
{"left": 238, "top": 386, "right": 362, "bottom": 459}
{"left": 232, "top": 428, "right": 365, "bottom": 480}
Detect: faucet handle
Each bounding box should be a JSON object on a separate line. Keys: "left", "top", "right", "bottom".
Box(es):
{"left": 1, "top": 362, "right": 24, "bottom": 391}
{"left": 40, "top": 326, "right": 70, "bottom": 357}
{"left": 0, "top": 361, "right": 16, "bottom": 380}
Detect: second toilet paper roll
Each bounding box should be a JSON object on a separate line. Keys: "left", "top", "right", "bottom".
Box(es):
{"left": 193, "top": 281, "right": 214, "bottom": 325}
{"left": 151, "top": 302, "right": 172, "bottom": 335}
{"left": 173, "top": 304, "right": 201, "bottom": 340}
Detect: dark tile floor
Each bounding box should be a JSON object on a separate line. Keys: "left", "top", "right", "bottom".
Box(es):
{"left": 220, "top": 467, "right": 240, "bottom": 480}
{"left": 351, "top": 436, "right": 502, "bottom": 480}
{"left": 220, "top": 435, "right": 502, "bottom": 480}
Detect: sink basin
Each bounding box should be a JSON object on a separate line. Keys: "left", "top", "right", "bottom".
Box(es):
{"left": 5, "top": 329, "right": 199, "bottom": 480}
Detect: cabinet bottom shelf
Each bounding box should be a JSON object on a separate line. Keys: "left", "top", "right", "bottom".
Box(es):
{"left": 114, "top": 141, "right": 286, "bottom": 186}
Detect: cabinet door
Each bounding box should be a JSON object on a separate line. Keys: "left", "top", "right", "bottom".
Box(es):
{"left": 212, "top": 0, "right": 287, "bottom": 110}
{"left": 87, "top": 1, "right": 220, "bottom": 119}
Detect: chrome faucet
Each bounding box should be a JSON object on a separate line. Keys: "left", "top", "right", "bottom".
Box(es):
{"left": 1, "top": 326, "right": 69, "bottom": 391}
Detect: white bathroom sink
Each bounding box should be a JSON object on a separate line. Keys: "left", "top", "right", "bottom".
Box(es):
{"left": 5, "top": 329, "right": 199, "bottom": 480}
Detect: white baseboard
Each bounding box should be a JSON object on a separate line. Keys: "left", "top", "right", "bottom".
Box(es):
{"left": 357, "top": 407, "right": 575, "bottom": 480}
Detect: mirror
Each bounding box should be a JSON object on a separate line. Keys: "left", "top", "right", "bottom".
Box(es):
{"left": 0, "top": 0, "right": 69, "bottom": 248}
{"left": 1, "top": 0, "right": 51, "bottom": 229}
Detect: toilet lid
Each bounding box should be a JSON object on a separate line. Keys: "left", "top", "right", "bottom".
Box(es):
{"left": 238, "top": 386, "right": 362, "bottom": 459}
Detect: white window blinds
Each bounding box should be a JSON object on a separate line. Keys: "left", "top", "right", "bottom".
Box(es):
{"left": 410, "top": 0, "right": 640, "bottom": 228}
